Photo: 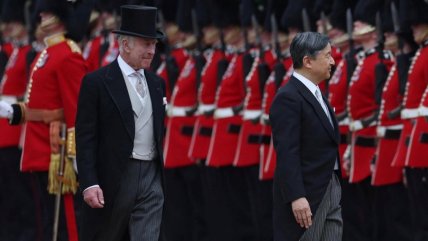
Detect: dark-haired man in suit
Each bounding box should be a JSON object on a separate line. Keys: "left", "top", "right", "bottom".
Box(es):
{"left": 270, "top": 32, "right": 341, "bottom": 241}
{"left": 76, "top": 5, "right": 166, "bottom": 241}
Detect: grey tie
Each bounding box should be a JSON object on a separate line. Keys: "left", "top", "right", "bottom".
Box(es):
{"left": 315, "top": 88, "right": 333, "bottom": 127}
{"left": 134, "top": 71, "right": 147, "bottom": 99}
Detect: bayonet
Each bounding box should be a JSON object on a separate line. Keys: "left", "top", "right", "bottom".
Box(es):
{"left": 391, "top": 1, "right": 404, "bottom": 52}
{"left": 302, "top": 8, "right": 311, "bottom": 32}
{"left": 270, "top": 14, "right": 281, "bottom": 61}
{"left": 346, "top": 8, "right": 354, "bottom": 48}
{"left": 191, "top": 8, "right": 203, "bottom": 53}
{"left": 252, "top": 14, "right": 264, "bottom": 61}
{"left": 320, "top": 11, "right": 328, "bottom": 35}
{"left": 375, "top": 11, "right": 385, "bottom": 59}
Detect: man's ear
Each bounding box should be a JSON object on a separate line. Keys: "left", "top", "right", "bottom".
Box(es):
{"left": 123, "top": 39, "right": 131, "bottom": 53}
{"left": 302, "top": 56, "right": 312, "bottom": 69}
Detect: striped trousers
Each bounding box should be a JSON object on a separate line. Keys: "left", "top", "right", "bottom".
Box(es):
{"left": 300, "top": 174, "right": 342, "bottom": 241}
{"left": 94, "top": 159, "right": 164, "bottom": 241}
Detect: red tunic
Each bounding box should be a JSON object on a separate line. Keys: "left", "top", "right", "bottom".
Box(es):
{"left": 393, "top": 42, "right": 428, "bottom": 167}
{"left": 20, "top": 36, "right": 87, "bottom": 172}
{"left": 372, "top": 65, "right": 403, "bottom": 185}
{"left": 206, "top": 53, "right": 245, "bottom": 167}
{"left": 156, "top": 47, "right": 188, "bottom": 102}
{"left": 404, "top": 41, "right": 428, "bottom": 167}
{"left": 163, "top": 56, "right": 199, "bottom": 168}
{"left": 260, "top": 56, "right": 293, "bottom": 180}
{"left": 83, "top": 33, "right": 119, "bottom": 72}
{"left": 188, "top": 49, "right": 227, "bottom": 159}
{"left": 347, "top": 48, "right": 393, "bottom": 183}
{"left": 328, "top": 59, "right": 350, "bottom": 178}
{"left": 234, "top": 49, "right": 275, "bottom": 167}
{"left": 0, "top": 44, "right": 31, "bottom": 147}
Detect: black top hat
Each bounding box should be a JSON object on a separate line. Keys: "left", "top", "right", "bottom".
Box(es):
{"left": 112, "top": 5, "right": 164, "bottom": 39}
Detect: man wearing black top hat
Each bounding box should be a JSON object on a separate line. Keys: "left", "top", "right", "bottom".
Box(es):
{"left": 76, "top": 5, "right": 166, "bottom": 241}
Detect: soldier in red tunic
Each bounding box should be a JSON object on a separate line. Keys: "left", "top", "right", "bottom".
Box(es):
{"left": 161, "top": 1, "right": 208, "bottom": 239}
{"left": 370, "top": 1, "right": 416, "bottom": 240}
{"left": 0, "top": 0, "right": 35, "bottom": 239}
{"left": 0, "top": 0, "right": 90, "bottom": 240}
{"left": 345, "top": 0, "right": 394, "bottom": 239}
{"left": 394, "top": 0, "right": 428, "bottom": 239}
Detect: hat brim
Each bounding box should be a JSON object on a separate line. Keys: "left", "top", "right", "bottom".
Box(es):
{"left": 112, "top": 30, "right": 165, "bottom": 39}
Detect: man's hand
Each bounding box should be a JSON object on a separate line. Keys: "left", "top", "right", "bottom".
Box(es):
{"left": 0, "top": 100, "right": 13, "bottom": 119}
{"left": 291, "top": 197, "right": 312, "bottom": 229}
{"left": 83, "top": 186, "right": 105, "bottom": 208}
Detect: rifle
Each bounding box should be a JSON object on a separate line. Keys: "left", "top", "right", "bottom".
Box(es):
{"left": 388, "top": 1, "right": 407, "bottom": 119}
{"left": 252, "top": 15, "right": 270, "bottom": 99}
{"left": 52, "top": 123, "right": 67, "bottom": 241}
{"left": 270, "top": 14, "right": 286, "bottom": 89}
{"left": 346, "top": 8, "right": 358, "bottom": 85}
{"left": 191, "top": 9, "right": 206, "bottom": 91}
{"left": 158, "top": 11, "right": 180, "bottom": 95}
{"left": 320, "top": 11, "right": 328, "bottom": 35}
{"left": 374, "top": 11, "right": 389, "bottom": 107}
{"left": 240, "top": 4, "right": 253, "bottom": 80}
{"left": 216, "top": 29, "right": 229, "bottom": 89}
{"left": 302, "top": 8, "right": 311, "bottom": 32}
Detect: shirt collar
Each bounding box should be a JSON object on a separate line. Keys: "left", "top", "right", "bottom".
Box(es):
{"left": 117, "top": 55, "right": 146, "bottom": 78}
{"left": 293, "top": 71, "right": 319, "bottom": 97}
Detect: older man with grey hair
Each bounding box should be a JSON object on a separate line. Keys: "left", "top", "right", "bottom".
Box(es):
{"left": 270, "top": 32, "right": 341, "bottom": 241}
{"left": 76, "top": 5, "right": 166, "bottom": 241}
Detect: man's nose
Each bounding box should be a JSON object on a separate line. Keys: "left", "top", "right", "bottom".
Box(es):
{"left": 329, "top": 56, "right": 335, "bottom": 65}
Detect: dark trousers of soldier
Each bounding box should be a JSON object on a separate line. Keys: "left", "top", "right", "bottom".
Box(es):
{"left": 245, "top": 165, "right": 273, "bottom": 241}
{"left": 161, "top": 164, "right": 207, "bottom": 241}
{"left": 373, "top": 183, "right": 413, "bottom": 241}
{"left": 0, "top": 147, "right": 36, "bottom": 241}
{"left": 405, "top": 167, "right": 428, "bottom": 241}
{"left": 341, "top": 177, "right": 375, "bottom": 241}
{"left": 203, "top": 166, "right": 256, "bottom": 241}
{"left": 30, "top": 171, "right": 81, "bottom": 241}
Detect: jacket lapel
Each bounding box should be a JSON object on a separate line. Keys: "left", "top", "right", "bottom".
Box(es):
{"left": 323, "top": 94, "right": 340, "bottom": 142}
{"left": 291, "top": 76, "right": 338, "bottom": 144}
{"left": 102, "top": 60, "right": 134, "bottom": 140}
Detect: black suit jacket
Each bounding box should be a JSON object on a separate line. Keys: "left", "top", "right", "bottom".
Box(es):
{"left": 75, "top": 60, "right": 165, "bottom": 241}
{"left": 269, "top": 75, "right": 340, "bottom": 241}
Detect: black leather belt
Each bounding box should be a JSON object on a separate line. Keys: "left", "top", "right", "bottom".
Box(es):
{"left": 228, "top": 124, "right": 241, "bottom": 134}
{"left": 199, "top": 127, "right": 212, "bottom": 136}
{"left": 181, "top": 126, "right": 194, "bottom": 136}
{"left": 420, "top": 133, "right": 428, "bottom": 143}
{"left": 355, "top": 136, "right": 377, "bottom": 147}
{"left": 247, "top": 134, "right": 271, "bottom": 144}
{"left": 384, "top": 129, "right": 401, "bottom": 140}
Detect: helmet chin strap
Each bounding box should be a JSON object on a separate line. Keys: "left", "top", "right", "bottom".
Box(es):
{"left": 40, "top": 15, "right": 61, "bottom": 30}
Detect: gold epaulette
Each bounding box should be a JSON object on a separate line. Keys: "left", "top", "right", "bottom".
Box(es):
{"left": 67, "top": 39, "right": 82, "bottom": 54}
{"left": 67, "top": 127, "right": 76, "bottom": 158}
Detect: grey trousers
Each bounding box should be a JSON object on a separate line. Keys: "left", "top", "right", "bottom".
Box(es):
{"left": 300, "top": 174, "right": 342, "bottom": 241}
{"left": 95, "top": 159, "right": 164, "bottom": 241}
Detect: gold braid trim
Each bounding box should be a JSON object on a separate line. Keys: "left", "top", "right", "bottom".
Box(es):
{"left": 47, "top": 126, "right": 78, "bottom": 195}
{"left": 67, "top": 128, "right": 76, "bottom": 158}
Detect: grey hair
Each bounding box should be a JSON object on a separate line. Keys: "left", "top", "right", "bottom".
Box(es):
{"left": 290, "top": 32, "right": 330, "bottom": 69}
{"left": 117, "top": 34, "right": 135, "bottom": 53}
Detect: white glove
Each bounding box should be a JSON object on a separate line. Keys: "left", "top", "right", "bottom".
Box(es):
{"left": 0, "top": 100, "right": 13, "bottom": 119}
{"left": 349, "top": 120, "right": 363, "bottom": 131}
